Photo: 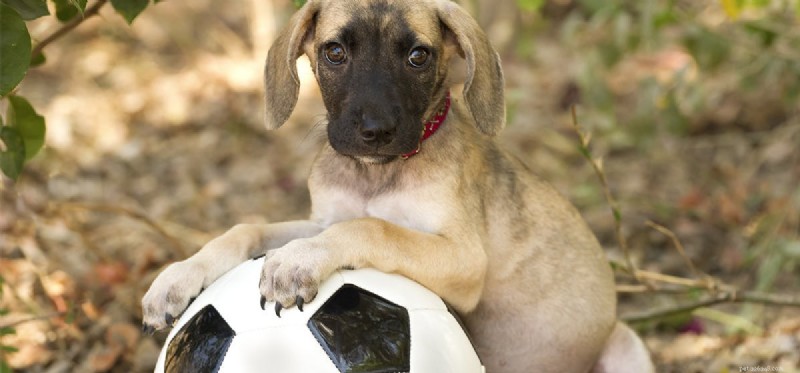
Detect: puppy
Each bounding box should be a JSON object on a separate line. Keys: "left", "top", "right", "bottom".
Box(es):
{"left": 142, "top": 1, "right": 654, "bottom": 371}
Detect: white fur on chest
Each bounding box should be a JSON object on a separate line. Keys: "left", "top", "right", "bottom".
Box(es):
{"left": 365, "top": 190, "right": 447, "bottom": 234}
{"left": 311, "top": 186, "right": 449, "bottom": 235}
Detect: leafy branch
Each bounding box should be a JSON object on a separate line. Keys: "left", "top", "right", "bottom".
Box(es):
{"left": 31, "top": 0, "right": 109, "bottom": 60}
{"left": 0, "top": 0, "right": 158, "bottom": 182}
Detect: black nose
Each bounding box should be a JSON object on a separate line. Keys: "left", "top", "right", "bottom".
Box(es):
{"left": 359, "top": 117, "right": 396, "bottom": 146}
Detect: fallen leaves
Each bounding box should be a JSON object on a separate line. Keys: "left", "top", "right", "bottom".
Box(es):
{"left": 88, "top": 323, "right": 140, "bottom": 372}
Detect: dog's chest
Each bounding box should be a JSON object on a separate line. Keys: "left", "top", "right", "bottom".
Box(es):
{"left": 313, "top": 186, "right": 446, "bottom": 234}
{"left": 365, "top": 192, "right": 445, "bottom": 234}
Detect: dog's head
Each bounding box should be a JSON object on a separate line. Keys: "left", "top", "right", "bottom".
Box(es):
{"left": 264, "top": 0, "right": 504, "bottom": 163}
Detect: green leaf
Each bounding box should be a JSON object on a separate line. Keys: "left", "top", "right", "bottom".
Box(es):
{"left": 293, "top": 0, "right": 306, "bottom": 8}
{"left": 0, "top": 345, "right": 19, "bottom": 353}
{"left": 0, "top": 0, "right": 48, "bottom": 19}
{"left": 743, "top": 20, "right": 778, "bottom": 47}
{"left": 683, "top": 26, "right": 730, "bottom": 70}
{"left": 748, "top": 0, "right": 770, "bottom": 7}
{"left": 577, "top": 145, "right": 591, "bottom": 159}
{"left": 518, "top": 0, "right": 544, "bottom": 12}
{"left": 65, "top": 303, "right": 75, "bottom": 324}
{"left": 612, "top": 206, "right": 622, "bottom": 222}
{"left": 7, "top": 95, "right": 45, "bottom": 160}
{"left": 1, "top": 360, "right": 13, "bottom": 373}
{"left": 29, "top": 50, "right": 45, "bottom": 67}
{"left": 0, "top": 326, "right": 15, "bottom": 336}
{"left": 52, "top": 0, "right": 86, "bottom": 21}
{"left": 755, "top": 251, "right": 782, "bottom": 291}
{"left": 110, "top": 0, "right": 149, "bottom": 24}
{"left": 0, "top": 5, "right": 31, "bottom": 96}
{"left": 0, "top": 127, "right": 25, "bottom": 181}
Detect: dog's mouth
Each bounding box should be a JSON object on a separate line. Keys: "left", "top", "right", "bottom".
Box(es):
{"left": 350, "top": 155, "right": 399, "bottom": 165}
{"left": 327, "top": 130, "right": 422, "bottom": 164}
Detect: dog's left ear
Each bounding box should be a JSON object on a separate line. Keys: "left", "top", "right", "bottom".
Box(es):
{"left": 436, "top": 1, "right": 505, "bottom": 136}
{"left": 264, "top": 1, "right": 320, "bottom": 130}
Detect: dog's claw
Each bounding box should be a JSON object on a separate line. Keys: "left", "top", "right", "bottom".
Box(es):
{"left": 141, "top": 323, "right": 155, "bottom": 336}
{"left": 296, "top": 296, "right": 304, "bottom": 312}
{"left": 260, "top": 296, "right": 266, "bottom": 310}
{"left": 275, "top": 302, "right": 283, "bottom": 317}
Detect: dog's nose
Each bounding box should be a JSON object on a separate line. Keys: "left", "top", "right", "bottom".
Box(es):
{"left": 359, "top": 117, "right": 396, "bottom": 146}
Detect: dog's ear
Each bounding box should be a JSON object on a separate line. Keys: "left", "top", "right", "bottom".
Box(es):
{"left": 264, "top": 1, "right": 320, "bottom": 130}
{"left": 436, "top": 1, "right": 505, "bottom": 136}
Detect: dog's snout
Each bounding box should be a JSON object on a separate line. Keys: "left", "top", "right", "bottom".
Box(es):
{"left": 359, "top": 116, "right": 396, "bottom": 147}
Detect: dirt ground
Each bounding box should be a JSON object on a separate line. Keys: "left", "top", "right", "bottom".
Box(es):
{"left": 1, "top": 1, "right": 799, "bottom": 372}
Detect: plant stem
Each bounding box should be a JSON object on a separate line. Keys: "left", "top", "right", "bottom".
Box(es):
{"left": 622, "top": 291, "right": 800, "bottom": 323}
{"left": 570, "top": 106, "right": 641, "bottom": 282}
{"left": 30, "top": 0, "right": 110, "bottom": 60}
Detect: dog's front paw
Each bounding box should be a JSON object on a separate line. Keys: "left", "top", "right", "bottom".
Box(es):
{"left": 258, "top": 239, "right": 337, "bottom": 316}
{"left": 141, "top": 260, "right": 207, "bottom": 332}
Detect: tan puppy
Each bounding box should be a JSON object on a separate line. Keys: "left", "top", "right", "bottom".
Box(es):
{"left": 142, "top": 0, "right": 654, "bottom": 371}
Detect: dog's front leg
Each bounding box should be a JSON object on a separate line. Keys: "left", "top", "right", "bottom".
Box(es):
{"left": 260, "top": 217, "right": 487, "bottom": 315}
{"left": 141, "top": 220, "right": 323, "bottom": 330}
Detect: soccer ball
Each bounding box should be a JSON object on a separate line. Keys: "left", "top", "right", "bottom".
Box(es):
{"left": 154, "top": 256, "right": 485, "bottom": 372}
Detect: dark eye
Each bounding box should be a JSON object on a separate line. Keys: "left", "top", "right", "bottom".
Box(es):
{"left": 324, "top": 43, "right": 347, "bottom": 65}
{"left": 408, "top": 47, "right": 429, "bottom": 68}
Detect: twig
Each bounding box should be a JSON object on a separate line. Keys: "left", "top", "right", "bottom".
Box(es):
{"left": 0, "top": 311, "right": 65, "bottom": 329}
{"left": 58, "top": 202, "right": 190, "bottom": 259}
{"left": 645, "top": 220, "right": 709, "bottom": 281}
{"left": 621, "top": 290, "right": 800, "bottom": 323}
{"left": 570, "top": 106, "right": 640, "bottom": 282}
{"left": 633, "top": 269, "right": 720, "bottom": 289}
{"left": 30, "top": 0, "right": 109, "bottom": 60}
{"left": 616, "top": 284, "right": 707, "bottom": 294}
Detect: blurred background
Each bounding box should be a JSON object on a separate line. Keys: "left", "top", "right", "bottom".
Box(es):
{"left": 1, "top": 0, "right": 799, "bottom": 371}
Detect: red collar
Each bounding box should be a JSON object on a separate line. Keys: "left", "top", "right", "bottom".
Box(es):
{"left": 401, "top": 92, "right": 451, "bottom": 159}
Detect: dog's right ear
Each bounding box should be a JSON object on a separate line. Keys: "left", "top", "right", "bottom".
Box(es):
{"left": 264, "top": 1, "right": 320, "bottom": 130}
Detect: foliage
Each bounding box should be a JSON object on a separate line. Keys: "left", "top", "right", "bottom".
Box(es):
{"left": 560, "top": 0, "right": 800, "bottom": 149}
{"left": 517, "top": 0, "right": 545, "bottom": 12}
{"left": 0, "top": 0, "right": 158, "bottom": 181}
{"left": 554, "top": 0, "right": 800, "bottom": 331}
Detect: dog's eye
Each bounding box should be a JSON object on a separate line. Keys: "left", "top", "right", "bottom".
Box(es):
{"left": 408, "top": 47, "right": 429, "bottom": 68}
{"left": 324, "top": 43, "right": 347, "bottom": 65}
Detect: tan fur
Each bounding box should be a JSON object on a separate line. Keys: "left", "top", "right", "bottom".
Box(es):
{"left": 142, "top": 1, "right": 654, "bottom": 371}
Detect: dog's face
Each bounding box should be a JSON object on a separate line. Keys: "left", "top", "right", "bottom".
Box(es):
{"left": 264, "top": 0, "right": 506, "bottom": 162}
{"left": 311, "top": 1, "right": 448, "bottom": 163}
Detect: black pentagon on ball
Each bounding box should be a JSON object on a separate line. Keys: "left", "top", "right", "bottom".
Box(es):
{"left": 308, "top": 284, "right": 411, "bottom": 373}
{"left": 165, "top": 305, "right": 235, "bottom": 373}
